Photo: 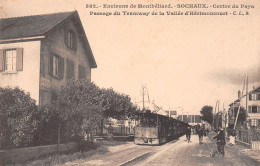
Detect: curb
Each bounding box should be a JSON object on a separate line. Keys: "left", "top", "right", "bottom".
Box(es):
{"left": 118, "top": 152, "right": 150, "bottom": 166}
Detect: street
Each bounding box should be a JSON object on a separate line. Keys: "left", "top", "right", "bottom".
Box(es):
{"left": 60, "top": 134, "right": 260, "bottom": 166}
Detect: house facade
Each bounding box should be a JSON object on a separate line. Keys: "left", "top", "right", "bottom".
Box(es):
{"left": 0, "top": 11, "right": 97, "bottom": 105}
{"left": 177, "top": 114, "right": 201, "bottom": 125}
{"left": 228, "top": 87, "right": 260, "bottom": 129}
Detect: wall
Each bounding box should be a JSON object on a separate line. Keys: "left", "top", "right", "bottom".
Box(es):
{"left": 0, "top": 41, "right": 41, "bottom": 104}
{"left": 39, "top": 17, "right": 92, "bottom": 104}
{"left": 0, "top": 142, "right": 78, "bottom": 166}
{"left": 240, "top": 94, "right": 260, "bottom": 120}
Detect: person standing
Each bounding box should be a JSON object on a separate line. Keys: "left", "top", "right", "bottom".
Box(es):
{"left": 107, "top": 123, "right": 113, "bottom": 141}
{"left": 186, "top": 126, "right": 191, "bottom": 143}
{"left": 212, "top": 128, "right": 226, "bottom": 157}
{"left": 198, "top": 125, "right": 204, "bottom": 144}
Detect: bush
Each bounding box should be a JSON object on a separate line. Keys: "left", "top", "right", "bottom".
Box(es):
{"left": 0, "top": 87, "right": 38, "bottom": 150}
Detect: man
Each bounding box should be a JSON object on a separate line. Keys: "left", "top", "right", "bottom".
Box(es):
{"left": 198, "top": 125, "right": 204, "bottom": 144}
{"left": 186, "top": 126, "right": 191, "bottom": 143}
{"left": 212, "top": 128, "right": 226, "bottom": 157}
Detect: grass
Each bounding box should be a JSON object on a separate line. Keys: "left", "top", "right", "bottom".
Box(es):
{"left": 8, "top": 140, "right": 130, "bottom": 166}
{"left": 10, "top": 144, "right": 108, "bottom": 166}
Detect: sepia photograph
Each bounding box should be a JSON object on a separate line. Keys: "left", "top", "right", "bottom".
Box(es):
{"left": 0, "top": 0, "right": 259, "bottom": 165}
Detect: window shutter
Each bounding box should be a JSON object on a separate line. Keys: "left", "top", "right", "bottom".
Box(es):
{"left": 49, "top": 54, "right": 53, "bottom": 75}
{"left": 16, "top": 48, "right": 23, "bottom": 71}
{"left": 73, "top": 33, "right": 77, "bottom": 51}
{"left": 0, "top": 49, "right": 3, "bottom": 72}
{"left": 58, "top": 57, "right": 64, "bottom": 79}
{"left": 78, "top": 65, "right": 81, "bottom": 79}
{"left": 64, "top": 29, "right": 68, "bottom": 46}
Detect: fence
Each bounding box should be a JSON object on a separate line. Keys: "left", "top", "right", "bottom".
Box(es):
{"left": 236, "top": 129, "right": 260, "bottom": 145}
{"left": 227, "top": 129, "right": 260, "bottom": 148}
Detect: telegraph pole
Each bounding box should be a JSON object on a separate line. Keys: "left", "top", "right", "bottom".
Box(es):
{"left": 217, "top": 100, "right": 220, "bottom": 130}
{"left": 234, "top": 75, "right": 246, "bottom": 129}
{"left": 213, "top": 100, "right": 218, "bottom": 130}
{"left": 245, "top": 75, "right": 248, "bottom": 128}
{"left": 142, "top": 85, "right": 145, "bottom": 110}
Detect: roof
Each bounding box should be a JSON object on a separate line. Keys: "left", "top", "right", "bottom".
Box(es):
{"left": 228, "top": 86, "right": 260, "bottom": 106}
{"left": 229, "top": 99, "right": 240, "bottom": 106}
{"left": 250, "top": 86, "right": 260, "bottom": 93}
{"left": 0, "top": 11, "right": 97, "bottom": 68}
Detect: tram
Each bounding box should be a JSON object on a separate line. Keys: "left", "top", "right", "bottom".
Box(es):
{"left": 134, "top": 111, "right": 189, "bottom": 145}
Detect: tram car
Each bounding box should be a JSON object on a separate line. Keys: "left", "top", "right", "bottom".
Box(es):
{"left": 134, "top": 111, "right": 189, "bottom": 145}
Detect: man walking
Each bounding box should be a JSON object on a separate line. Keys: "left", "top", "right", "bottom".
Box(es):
{"left": 186, "top": 126, "right": 191, "bottom": 143}
{"left": 212, "top": 128, "right": 226, "bottom": 157}
{"left": 197, "top": 125, "right": 204, "bottom": 144}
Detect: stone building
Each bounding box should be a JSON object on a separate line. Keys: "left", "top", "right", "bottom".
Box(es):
{"left": 0, "top": 11, "right": 97, "bottom": 105}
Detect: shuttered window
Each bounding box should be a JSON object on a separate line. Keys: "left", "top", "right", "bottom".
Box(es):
{"left": 49, "top": 54, "right": 64, "bottom": 79}
{"left": 66, "top": 59, "right": 74, "bottom": 80}
{"left": 0, "top": 48, "right": 23, "bottom": 72}
{"left": 65, "top": 30, "right": 77, "bottom": 51}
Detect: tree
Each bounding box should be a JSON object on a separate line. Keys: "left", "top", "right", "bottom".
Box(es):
{"left": 0, "top": 87, "right": 38, "bottom": 149}
{"left": 36, "top": 80, "right": 139, "bottom": 143}
{"left": 200, "top": 105, "right": 213, "bottom": 125}
{"left": 233, "top": 106, "right": 246, "bottom": 129}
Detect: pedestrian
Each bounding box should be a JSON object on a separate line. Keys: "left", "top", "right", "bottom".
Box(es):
{"left": 212, "top": 128, "right": 226, "bottom": 157}
{"left": 186, "top": 126, "right": 191, "bottom": 143}
{"left": 107, "top": 123, "right": 113, "bottom": 140}
{"left": 197, "top": 125, "right": 204, "bottom": 144}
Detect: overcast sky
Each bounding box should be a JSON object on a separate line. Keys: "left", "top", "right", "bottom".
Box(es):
{"left": 1, "top": 0, "right": 259, "bottom": 114}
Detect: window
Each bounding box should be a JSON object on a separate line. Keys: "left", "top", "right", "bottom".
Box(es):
{"left": 5, "top": 49, "right": 16, "bottom": 71}
{"left": 53, "top": 55, "right": 59, "bottom": 76}
{"left": 78, "top": 65, "right": 86, "bottom": 80}
{"left": 65, "top": 30, "right": 77, "bottom": 50}
{"left": 251, "top": 119, "right": 257, "bottom": 126}
{"left": 252, "top": 94, "right": 257, "bottom": 100}
{"left": 252, "top": 106, "right": 257, "bottom": 113}
{"left": 49, "top": 54, "right": 64, "bottom": 79}
{"left": 66, "top": 59, "right": 74, "bottom": 80}
{"left": 258, "top": 94, "right": 260, "bottom": 100}
{"left": 0, "top": 48, "right": 23, "bottom": 72}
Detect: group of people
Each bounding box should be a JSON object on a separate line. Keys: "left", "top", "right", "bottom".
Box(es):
{"left": 185, "top": 125, "right": 226, "bottom": 157}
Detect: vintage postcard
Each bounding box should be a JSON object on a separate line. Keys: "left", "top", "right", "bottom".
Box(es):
{"left": 0, "top": 0, "right": 259, "bottom": 165}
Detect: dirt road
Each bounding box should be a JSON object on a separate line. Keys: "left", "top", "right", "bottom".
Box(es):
{"left": 61, "top": 134, "right": 259, "bottom": 166}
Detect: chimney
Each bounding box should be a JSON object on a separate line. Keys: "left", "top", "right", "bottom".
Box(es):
{"left": 238, "top": 90, "right": 241, "bottom": 99}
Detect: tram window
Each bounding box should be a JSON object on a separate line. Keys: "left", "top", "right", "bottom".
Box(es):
{"left": 149, "top": 119, "right": 157, "bottom": 127}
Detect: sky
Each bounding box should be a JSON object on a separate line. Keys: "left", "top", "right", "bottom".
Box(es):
{"left": 0, "top": 0, "right": 259, "bottom": 115}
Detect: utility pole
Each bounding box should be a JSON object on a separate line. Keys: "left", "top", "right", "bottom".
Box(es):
{"left": 142, "top": 85, "right": 145, "bottom": 110}
{"left": 245, "top": 75, "right": 248, "bottom": 128}
{"left": 213, "top": 100, "right": 218, "bottom": 130}
{"left": 141, "top": 85, "right": 150, "bottom": 111}
{"left": 234, "top": 75, "right": 246, "bottom": 129}
{"left": 217, "top": 100, "right": 220, "bottom": 130}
